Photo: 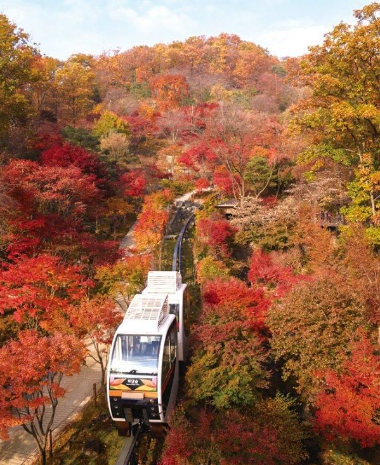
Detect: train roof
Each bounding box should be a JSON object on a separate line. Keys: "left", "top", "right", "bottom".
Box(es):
{"left": 145, "top": 271, "right": 182, "bottom": 294}
{"left": 117, "top": 293, "right": 173, "bottom": 335}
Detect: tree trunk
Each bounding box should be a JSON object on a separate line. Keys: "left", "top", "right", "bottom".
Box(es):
{"left": 40, "top": 448, "right": 47, "bottom": 465}
{"left": 33, "top": 436, "right": 47, "bottom": 465}
{"left": 370, "top": 189, "right": 376, "bottom": 217}
{"left": 240, "top": 177, "right": 246, "bottom": 205}
{"left": 99, "top": 353, "right": 106, "bottom": 392}
{"left": 23, "top": 423, "right": 48, "bottom": 465}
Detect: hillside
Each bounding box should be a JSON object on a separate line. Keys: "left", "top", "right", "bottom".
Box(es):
{"left": 0, "top": 4, "right": 380, "bottom": 465}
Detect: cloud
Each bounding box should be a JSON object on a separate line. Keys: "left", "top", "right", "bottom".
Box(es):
{"left": 259, "top": 24, "right": 328, "bottom": 57}
{"left": 108, "top": 4, "right": 193, "bottom": 35}
{"left": 0, "top": 0, "right": 356, "bottom": 60}
{"left": 161, "top": 0, "right": 187, "bottom": 4}
{"left": 260, "top": 0, "right": 289, "bottom": 5}
{"left": 58, "top": 0, "right": 102, "bottom": 24}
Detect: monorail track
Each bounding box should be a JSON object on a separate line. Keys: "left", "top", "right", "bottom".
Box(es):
{"left": 172, "top": 213, "right": 194, "bottom": 273}
{"left": 113, "top": 210, "right": 194, "bottom": 465}
{"left": 114, "top": 424, "right": 142, "bottom": 465}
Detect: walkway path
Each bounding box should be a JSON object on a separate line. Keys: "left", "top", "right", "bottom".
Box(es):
{"left": 119, "top": 221, "right": 136, "bottom": 253}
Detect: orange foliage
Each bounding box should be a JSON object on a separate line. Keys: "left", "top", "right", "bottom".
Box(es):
{"left": 133, "top": 190, "right": 173, "bottom": 253}
{"left": 315, "top": 333, "right": 380, "bottom": 447}
{"left": 149, "top": 74, "right": 189, "bottom": 111}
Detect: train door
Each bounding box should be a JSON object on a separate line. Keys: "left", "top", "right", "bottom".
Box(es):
{"left": 183, "top": 287, "right": 190, "bottom": 337}
{"left": 161, "top": 322, "right": 177, "bottom": 416}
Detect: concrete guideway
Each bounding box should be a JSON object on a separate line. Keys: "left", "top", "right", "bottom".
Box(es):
{"left": 114, "top": 436, "right": 134, "bottom": 465}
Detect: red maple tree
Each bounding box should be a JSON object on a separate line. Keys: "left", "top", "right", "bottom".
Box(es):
{"left": 202, "top": 277, "right": 270, "bottom": 335}
{"left": 0, "top": 254, "right": 89, "bottom": 332}
{"left": 121, "top": 169, "right": 146, "bottom": 198}
{"left": 0, "top": 330, "right": 86, "bottom": 465}
{"left": 197, "top": 215, "right": 237, "bottom": 259}
{"left": 248, "top": 249, "right": 302, "bottom": 297}
{"left": 41, "top": 143, "right": 107, "bottom": 186}
{"left": 314, "top": 333, "right": 380, "bottom": 447}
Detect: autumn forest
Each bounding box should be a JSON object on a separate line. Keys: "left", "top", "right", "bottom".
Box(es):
{"left": 0, "top": 2, "right": 380, "bottom": 465}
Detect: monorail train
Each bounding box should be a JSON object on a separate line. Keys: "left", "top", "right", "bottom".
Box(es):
{"left": 107, "top": 271, "right": 188, "bottom": 436}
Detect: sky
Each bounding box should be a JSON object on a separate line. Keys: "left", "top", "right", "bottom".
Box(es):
{"left": 0, "top": 0, "right": 371, "bottom": 60}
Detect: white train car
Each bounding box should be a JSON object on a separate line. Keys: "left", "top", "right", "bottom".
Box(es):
{"left": 107, "top": 293, "right": 179, "bottom": 436}
{"left": 107, "top": 271, "right": 189, "bottom": 435}
{"left": 143, "top": 271, "right": 188, "bottom": 363}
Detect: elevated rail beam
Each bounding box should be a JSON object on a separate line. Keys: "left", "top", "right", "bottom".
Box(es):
{"left": 172, "top": 214, "right": 194, "bottom": 273}
{"left": 115, "top": 424, "right": 143, "bottom": 465}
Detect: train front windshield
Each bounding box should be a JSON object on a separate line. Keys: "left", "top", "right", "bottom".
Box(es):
{"left": 110, "top": 335, "right": 161, "bottom": 375}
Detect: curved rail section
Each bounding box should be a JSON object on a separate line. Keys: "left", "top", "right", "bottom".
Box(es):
{"left": 172, "top": 213, "right": 194, "bottom": 273}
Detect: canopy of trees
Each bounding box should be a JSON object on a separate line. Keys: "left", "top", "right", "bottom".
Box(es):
{"left": 1, "top": 4, "right": 380, "bottom": 465}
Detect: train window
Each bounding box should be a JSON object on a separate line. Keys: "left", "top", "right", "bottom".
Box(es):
{"left": 161, "top": 334, "right": 171, "bottom": 384}
{"left": 110, "top": 335, "right": 161, "bottom": 375}
{"left": 169, "top": 303, "right": 179, "bottom": 329}
{"left": 183, "top": 289, "right": 190, "bottom": 337}
{"left": 162, "top": 325, "right": 177, "bottom": 386}
{"left": 170, "top": 325, "right": 176, "bottom": 363}
{"left": 184, "top": 289, "right": 190, "bottom": 319}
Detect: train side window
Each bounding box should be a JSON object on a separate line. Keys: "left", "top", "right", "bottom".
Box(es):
{"left": 161, "top": 334, "right": 171, "bottom": 384}
{"left": 183, "top": 289, "right": 190, "bottom": 337}
{"left": 169, "top": 303, "right": 179, "bottom": 329}
{"left": 184, "top": 289, "right": 190, "bottom": 319}
{"left": 170, "top": 325, "right": 176, "bottom": 363}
